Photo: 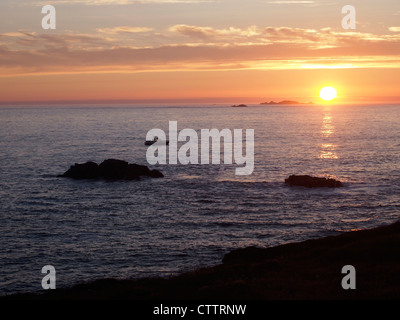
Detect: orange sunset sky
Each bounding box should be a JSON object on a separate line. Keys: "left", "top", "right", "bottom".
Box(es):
{"left": 0, "top": 0, "right": 399, "bottom": 104}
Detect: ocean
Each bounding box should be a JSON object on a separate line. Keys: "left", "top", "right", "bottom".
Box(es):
{"left": 0, "top": 104, "right": 399, "bottom": 295}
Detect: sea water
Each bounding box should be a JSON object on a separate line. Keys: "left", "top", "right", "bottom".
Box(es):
{"left": 0, "top": 104, "right": 399, "bottom": 294}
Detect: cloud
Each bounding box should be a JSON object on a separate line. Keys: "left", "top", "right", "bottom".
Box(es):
{"left": 169, "top": 25, "right": 400, "bottom": 48}
{"left": 97, "top": 26, "right": 154, "bottom": 34}
{"left": 169, "top": 25, "right": 260, "bottom": 40}
{"left": 0, "top": 30, "right": 116, "bottom": 51}
{"left": 261, "top": 0, "right": 336, "bottom": 8}
{"left": 1, "top": 25, "right": 399, "bottom": 76}
{"left": 35, "top": 0, "right": 214, "bottom": 5}
{"left": 389, "top": 27, "right": 400, "bottom": 32}
{"left": 263, "top": 1, "right": 315, "bottom": 3}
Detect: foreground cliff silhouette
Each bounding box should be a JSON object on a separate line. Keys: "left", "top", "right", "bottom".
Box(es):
{"left": 3, "top": 221, "right": 399, "bottom": 300}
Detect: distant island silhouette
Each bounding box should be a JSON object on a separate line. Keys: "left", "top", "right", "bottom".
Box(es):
{"left": 260, "top": 100, "right": 314, "bottom": 105}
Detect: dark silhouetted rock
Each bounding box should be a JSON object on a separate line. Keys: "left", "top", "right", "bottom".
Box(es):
{"left": 285, "top": 175, "right": 343, "bottom": 188}
{"left": 59, "top": 159, "right": 163, "bottom": 180}
{"left": 59, "top": 161, "right": 99, "bottom": 180}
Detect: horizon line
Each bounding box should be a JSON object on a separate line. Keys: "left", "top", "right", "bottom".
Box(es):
{"left": 1, "top": 97, "right": 400, "bottom": 106}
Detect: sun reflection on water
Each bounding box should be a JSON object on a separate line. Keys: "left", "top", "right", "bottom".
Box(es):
{"left": 319, "top": 109, "right": 339, "bottom": 159}
{"left": 321, "top": 113, "right": 334, "bottom": 137}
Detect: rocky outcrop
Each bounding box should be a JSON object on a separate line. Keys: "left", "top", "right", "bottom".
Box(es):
{"left": 58, "top": 159, "right": 164, "bottom": 180}
{"left": 285, "top": 175, "right": 343, "bottom": 188}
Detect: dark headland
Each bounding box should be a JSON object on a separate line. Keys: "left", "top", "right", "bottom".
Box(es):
{"left": 3, "top": 221, "right": 400, "bottom": 300}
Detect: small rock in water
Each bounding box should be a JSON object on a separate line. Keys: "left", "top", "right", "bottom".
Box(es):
{"left": 285, "top": 175, "right": 343, "bottom": 188}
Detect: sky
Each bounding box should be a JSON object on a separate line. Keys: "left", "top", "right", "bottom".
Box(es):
{"left": 0, "top": 0, "right": 399, "bottom": 104}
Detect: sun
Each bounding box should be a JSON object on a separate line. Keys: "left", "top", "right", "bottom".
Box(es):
{"left": 319, "top": 86, "right": 337, "bottom": 101}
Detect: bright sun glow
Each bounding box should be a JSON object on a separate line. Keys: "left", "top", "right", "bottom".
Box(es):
{"left": 319, "top": 86, "right": 337, "bottom": 101}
